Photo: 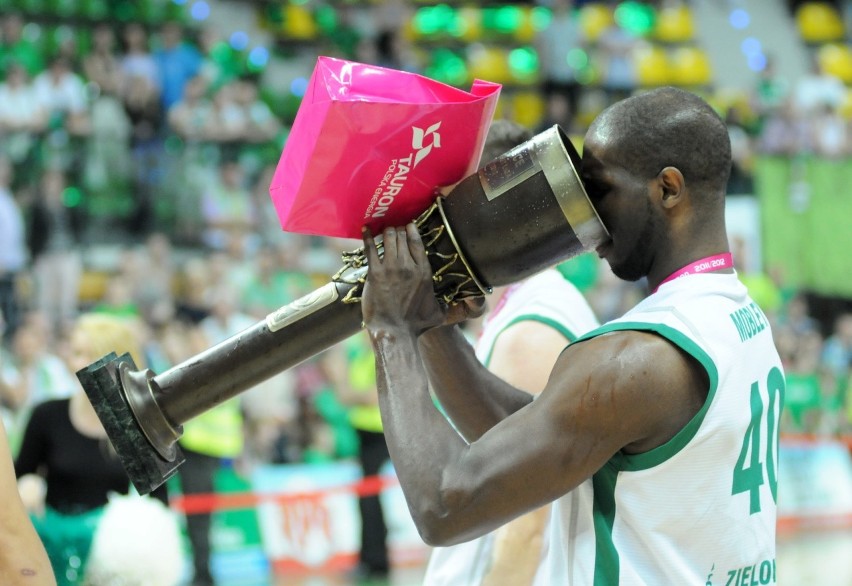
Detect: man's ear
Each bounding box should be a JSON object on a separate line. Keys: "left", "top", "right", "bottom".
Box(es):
{"left": 658, "top": 166, "right": 685, "bottom": 209}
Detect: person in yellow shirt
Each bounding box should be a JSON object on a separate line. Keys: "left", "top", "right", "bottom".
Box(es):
{"left": 323, "top": 331, "right": 389, "bottom": 581}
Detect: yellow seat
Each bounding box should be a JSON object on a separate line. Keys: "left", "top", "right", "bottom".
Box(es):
{"left": 456, "top": 6, "right": 483, "bottom": 42}
{"left": 634, "top": 44, "right": 671, "bottom": 87}
{"left": 796, "top": 2, "right": 845, "bottom": 43}
{"left": 511, "top": 91, "right": 546, "bottom": 129}
{"left": 670, "top": 46, "right": 713, "bottom": 86}
{"left": 467, "top": 46, "right": 511, "bottom": 84}
{"left": 654, "top": 4, "right": 696, "bottom": 43}
{"left": 818, "top": 43, "right": 852, "bottom": 83}
{"left": 282, "top": 5, "right": 317, "bottom": 40}
{"left": 579, "top": 3, "right": 614, "bottom": 42}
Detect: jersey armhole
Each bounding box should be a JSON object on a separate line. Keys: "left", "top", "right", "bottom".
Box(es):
{"left": 577, "top": 321, "right": 719, "bottom": 471}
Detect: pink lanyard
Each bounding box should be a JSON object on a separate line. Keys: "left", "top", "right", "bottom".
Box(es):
{"left": 651, "top": 252, "right": 734, "bottom": 294}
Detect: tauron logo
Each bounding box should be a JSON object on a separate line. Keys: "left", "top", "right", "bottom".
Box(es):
{"left": 412, "top": 122, "right": 442, "bottom": 167}
{"left": 365, "top": 123, "right": 442, "bottom": 220}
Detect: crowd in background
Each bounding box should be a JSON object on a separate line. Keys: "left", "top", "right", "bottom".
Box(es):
{"left": 0, "top": 0, "right": 851, "bottom": 486}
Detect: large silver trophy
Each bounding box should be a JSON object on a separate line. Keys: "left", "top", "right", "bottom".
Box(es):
{"left": 78, "top": 125, "right": 609, "bottom": 494}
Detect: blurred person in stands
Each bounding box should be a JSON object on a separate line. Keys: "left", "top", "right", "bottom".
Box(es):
{"left": 724, "top": 106, "right": 755, "bottom": 194}
{"left": 534, "top": 0, "right": 586, "bottom": 126}
{"left": 0, "top": 12, "right": 43, "bottom": 77}
{"left": 0, "top": 157, "right": 27, "bottom": 343}
{"left": 33, "top": 55, "right": 91, "bottom": 184}
{"left": 810, "top": 102, "right": 850, "bottom": 158}
{"left": 83, "top": 24, "right": 123, "bottom": 97}
{"left": 423, "top": 120, "right": 600, "bottom": 586}
{"left": 0, "top": 64, "right": 48, "bottom": 187}
{"left": 234, "top": 78, "right": 281, "bottom": 144}
{"left": 177, "top": 286, "right": 249, "bottom": 586}
{"left": 322, "top": 331, "right": 392, "bottom": 583}
{"left": 15, "top": 313, "right": 172, "bottom": 586}
{"left": 757, "top": 98, "right": 811, "bottom": 156}
{"left": 822, "top": 313, "right": 852, "bottom": 386}
{"left": 26, "top": 168, "right": 84, "bottom": 338}
{"left": 793, "top": 54, "right": 846, "bottom": 118}
{"left": 119, "top": 23, "right": 163, "bottom": 235}
{"left": 1, "top": 317, "right": 77, "bottom": 450}
{"left": 200, "top": 158, "right": 259, "bottom": 253}
{"left": 153, "top": 21, "right": 203, "bottom": 113}
{"left": 597, "top": 20, "right": 639, "bottom": 105}
{"left": 751, "top": 55, "right": 790, "bottom": 133}
{"left": 0, "top": 414, "right": 55, "bottom": 586}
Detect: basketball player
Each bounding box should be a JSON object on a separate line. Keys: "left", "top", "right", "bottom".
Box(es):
{"left": 422, "top": 120, "right": 600, "bottom": 586}
{"left": 360, "top": 87, "right": 784, "bottom": 584}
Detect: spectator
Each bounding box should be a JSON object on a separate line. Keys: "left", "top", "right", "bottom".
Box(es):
{"left": 14, "top": 313, "right": 170, "bottom": 586}
{"left": 153, "top": 21, "right": 203, "bottom": 112}
{"left": 535, "top": 0, "right": 586, "bottom": 123}
{"left": 0, "top": 12, "right": 43, "bottom": 77}
{"left": 322, "top": 332, "right": 391, "bottom": 582}
{"left": 751, "top": 55, "right": 790, "bottom": 132}
{"left": 120, "top": 23, "right": 164, "bottom": 236}
{"left": 178, "top": 286, "right": 250, "bottom": 586}
{"left": 83, "top": 24, "right": 123, "bottom": 97}
{"left": 822, "top": 313, "right": 852, "bottom": 382}
{"left": 2, "top": 319, "right": 77, "bottom": 418}
{"left": 0, "top": 63, "right": 47, "bottom": 185}
{"left": 597, "top": 22, "right": 640, "bottom": 104}
{"left": 810, "top": 102, "right": 850, "bottom": 158}
{"left": 0, "top": 158, "right": 26, "bottom": 343}
{"left": 725, "top": 105, "right": 756, "bottom": 194}
{"left": 793, "top": 54, "right": 846, "bottom": 117}
{"left": 27, "top": 169, "right": 85, "bottom": 336}
{"left": 200, "top": 159, "right": 258, "bottom": 252}
{"left": 33, "top": 56, "right": 91, "bottom": 178}
{"left": 33, "top": 56, "right": 91, "bottom": 138}
{"left": 234, "top": 78, "right": 281, "bottom": 144}
{"left": 757, "top": 98, "right": 811, "bottom": 156}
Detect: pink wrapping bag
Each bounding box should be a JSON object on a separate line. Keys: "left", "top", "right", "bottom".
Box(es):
{"left": 269, "top": 56, "right": 501, "bottom": 239}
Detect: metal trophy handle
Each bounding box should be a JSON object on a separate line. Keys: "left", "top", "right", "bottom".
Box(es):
{"left": 78, "top": 125, "right": 609, "bottom": 494}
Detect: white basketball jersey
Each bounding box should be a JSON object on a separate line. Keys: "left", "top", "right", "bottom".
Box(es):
{"left": 534, "top": 271, "right": 784, "bottom": 585}
{"left": 424, "top": 268, "right": 600, "bottom": 586}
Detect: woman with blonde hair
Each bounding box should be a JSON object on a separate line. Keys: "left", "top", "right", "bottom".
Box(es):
{"left": 14, "top": 313, "right": 183, "bottom": 586}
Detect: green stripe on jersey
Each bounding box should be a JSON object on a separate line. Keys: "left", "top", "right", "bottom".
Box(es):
{"left": 576, "top": 321, "right": 719, "bottom": 470}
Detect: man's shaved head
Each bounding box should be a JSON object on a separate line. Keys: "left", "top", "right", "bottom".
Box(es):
{"left": 589, "top": 87, "right": 731, "bottom": 199}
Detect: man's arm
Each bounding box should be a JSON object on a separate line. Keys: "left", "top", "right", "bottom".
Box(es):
{"left": 362, "top": 225, "right": 706, "bottom": 546}
{"left": 0, "top": 418, "right": 55, "bottom": 585}
{"left": 419, "top": 325, "right": 534, "bottom": 443}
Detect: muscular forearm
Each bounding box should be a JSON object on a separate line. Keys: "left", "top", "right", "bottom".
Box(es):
{"left": 419, "top": 326, "right": 532, "bottom": 442}
{"left": 370, "top": 327, "right": 470, "bottom": 539}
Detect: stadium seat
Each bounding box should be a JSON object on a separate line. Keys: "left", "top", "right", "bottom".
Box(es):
{"left": 670, "top": 46, "right": 713, "bottom": 87}
{"left": 511, "top": 91, "right": 546, "bottom": 129}
{"left": 467, "top": 45, "right": 511, "bottom": 84}
{"left": 796, "top": 2, "right": 845, "bottom": 43}
{"left": 818, "top": 43, "right": 852, "bottom": 84}
{"left": 579, "top": 3, "right": 614, "bottom": 42}
{"left": 456, "top": 6, "right": 483, "bottom": 42}
{"left": 654, "top": 4, "right": 696, "bottom": 43}
{"left": 282, "top": 5, "right": 318, "bottom": 40}
{"left": 634, "top": 44, "right": 671, "bottom": 87}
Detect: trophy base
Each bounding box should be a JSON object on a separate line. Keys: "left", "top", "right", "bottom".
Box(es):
{"left": 77, "top": 353, "right": 184, "bottom": 494}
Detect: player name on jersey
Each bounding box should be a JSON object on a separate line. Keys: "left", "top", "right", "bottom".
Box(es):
{"left": 729, "top": 302, "right": 770, "bottom": 343}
